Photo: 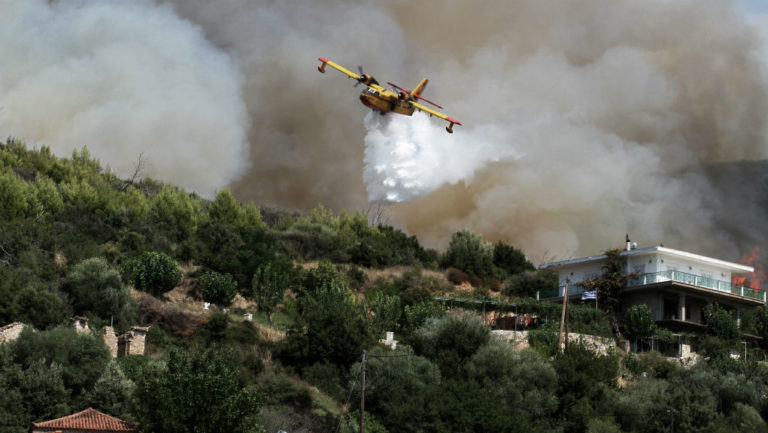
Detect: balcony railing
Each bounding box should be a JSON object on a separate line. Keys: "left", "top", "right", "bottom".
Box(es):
{"left": 539, "top": 270, "right": 766, "bottom": 302}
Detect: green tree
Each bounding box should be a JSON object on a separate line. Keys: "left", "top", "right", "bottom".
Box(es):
{"left": 9, "top": 327, "right": 110, "bottom": 402}
{"left": 440, "top": 230, "right": 494, "bottom": 278}
{"left": 135, "top": 349, "right": 264, "bottom": 433}
{"left": 492, "top": 240, "right": 534, "bottom": 277}
{"left": 403, "top": 301, "right": 444, "bottom": 333}
{"left": 553, "top": 342, "right": 619, "bottom": 432}
{"left": 367, "top": 291, "right": 402, "bottom": 338}
{"left": 504, "top": 270, "right": 558, "bottom": 298}
{"left": 209, "top": 189, "right": 242, "bottom": 226}
{"left": 0, "top": 354, "right": 70, "bottom": 433}
{"left": 467, "top": 344, "right": 559, "bottom": 430}
{"left": 741, "top": 305, "right": 768, "bottom": 350}
{"left": 128, "top": 251, "right": 182, "bottom": 297}
{"left": 63, "top": 257, "right": 136, "bottom": 327}
{"left": 13, "top": 288, "right": 70, "bottom": 330}
{"left": 150, "top": 186, "right": 201, "bottom": 240}
{"left": 350, "top": 346, "right": 440, "bottom": 433}
{"left": 200, "top": 271, "right": 238, "bottom": 307}
{"left": 410, "top": 313, "right": 490, "bottom": 376}
{"left": 624, "top": 304, "right": 656, "bottom": 347}
{"left": 281, "top": 279, "right": 373, "bottom": 369}
{"left": 580, "top": 249, "right": 632, "bottom": 336}
{"left": 247, "top": 257, "right": 298, "bottom": 323}
{"left": 703, "top": 303, "right": 740, "bottom": 341}
{"left": 86, "top": 361, "right": 136, "bottom": 423}
{"left": 0, "top": 170, "right": 32, "bottom": 220}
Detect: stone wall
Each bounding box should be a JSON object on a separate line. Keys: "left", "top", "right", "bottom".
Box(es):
{"left": 102, "top": 327, "right": 118, "bottom": 358}
{"left": 104, "top": 325, "right": 148, "bottom": 358}
{"left": 491, "top": 330, "right": 616, "bottom": 356}
{"left": 127, "top": 326, "right": 148, "bottom": 355}
{"left": 0, "top": 322, "right": 26, "bottom": 344}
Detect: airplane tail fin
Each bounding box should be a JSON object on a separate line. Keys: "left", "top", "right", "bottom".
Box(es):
{"left": 411, "top": 78, "right": 428, "bottom": 97}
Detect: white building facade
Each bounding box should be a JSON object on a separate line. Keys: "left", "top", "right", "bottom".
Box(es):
{"left": 538, "top": 244, "right": 764, "bottom": 330}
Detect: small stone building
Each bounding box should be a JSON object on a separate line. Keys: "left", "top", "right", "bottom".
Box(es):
{"left": 68, "top": 316, "right": 90, "bottom": 333}
{"left": 102, "top": 326, "right": 148, "bottom": 358}
{"left": 0, "top": 322, "right": 27, "bottom": 344}
{"left": 31, "top": 407, "right": 137, "bottom": 433}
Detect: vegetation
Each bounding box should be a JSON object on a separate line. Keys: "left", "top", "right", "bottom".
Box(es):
{"left": 127, "top": 252, "right": 183, "bottom": 297}
{"left": 1, "top": 140, "right": 767, "bottom": 433}
{"left": 199, "top": 271, "right": 238, "bottom": 307}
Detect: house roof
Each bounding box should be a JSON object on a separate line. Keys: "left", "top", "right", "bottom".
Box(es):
{"left": 538, "top": 246, "right": 754, "bottom": 273}
{"left": 32, "top": 408, "right": 137, "bottom": 432}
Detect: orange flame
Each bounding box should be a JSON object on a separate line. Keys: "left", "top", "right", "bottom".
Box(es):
{"left": 732, "top": 246, "right": 766, "bottom": 290}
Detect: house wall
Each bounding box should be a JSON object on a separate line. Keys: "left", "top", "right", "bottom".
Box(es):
{"left": 655, "top": 254, "right": 732, "bottom": 283}
{"left": 553, "top": 251, "right": 737, "bottom": 288}
{"left": 624, "top": 293, "right": 664, "bottom": 321}
{"left": 555, "top": 263, "right": 604, "bottom": 286}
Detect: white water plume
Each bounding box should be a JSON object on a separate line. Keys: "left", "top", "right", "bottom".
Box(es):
{"left": 363, "top": 111, "right": 520, "bottom": 203}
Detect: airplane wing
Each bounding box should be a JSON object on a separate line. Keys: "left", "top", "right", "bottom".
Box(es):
{"left": 410, "top": 101, "right": 462, "bottom": 133}
{"left": 317, "top": 57, "right": 360, "bottom": 80}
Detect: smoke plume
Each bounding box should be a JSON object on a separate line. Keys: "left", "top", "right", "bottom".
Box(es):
{"left": 0, "top": 0, "right": 249, "bottom": 197}
{"left": 2, "top": 0, "right": 768, "bottom": 262}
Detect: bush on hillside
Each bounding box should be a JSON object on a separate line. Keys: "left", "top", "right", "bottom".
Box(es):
{"left": 200, "top": 271, "right": 238, "bottom": 307}
{"left": 127, "top": 251, "right": 182, "bottom": 297}
{"left": 440, "top": 230, "right": 494, "bottom": 278}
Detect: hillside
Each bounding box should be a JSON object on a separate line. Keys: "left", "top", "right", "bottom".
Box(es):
{"left": 2, "top": 139, "right": 768, "bottom": 433}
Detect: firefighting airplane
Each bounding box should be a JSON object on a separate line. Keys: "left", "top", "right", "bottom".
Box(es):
{"left": 317, "top": 57, "right": 462, "bottom": 133}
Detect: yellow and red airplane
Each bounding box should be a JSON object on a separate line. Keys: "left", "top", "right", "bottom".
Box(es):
{"left": 317, "top": 57, "right": 462, "bottom": 133}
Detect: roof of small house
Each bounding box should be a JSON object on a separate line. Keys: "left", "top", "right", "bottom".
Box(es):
{"left": 538, "top": 246, "right": 754, "bottom": 273}
{"left": 32, "top": 408, "right": 137, "bottom": 433}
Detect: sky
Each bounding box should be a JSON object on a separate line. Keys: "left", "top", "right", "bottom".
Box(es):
{"left": 738, "top": 0, "right": 768, "bottom": 13}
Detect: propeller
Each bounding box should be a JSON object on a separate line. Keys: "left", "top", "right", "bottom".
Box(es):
{"left": 354, "top": 65, "right": 365, "bottom": 87}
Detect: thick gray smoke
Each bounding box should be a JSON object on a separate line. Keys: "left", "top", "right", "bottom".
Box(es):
{"left": 3, "top": 0, "right": 768, "bottom": 262}
{"left": 0, "top": 0, "right": 249, "bottom": 196}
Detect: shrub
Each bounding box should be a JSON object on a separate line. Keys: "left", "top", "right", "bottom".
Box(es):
{"left": 446, "top": 267, "right": 469, "bottom": 285}
{"left": 410, "top": 313, "right": 490, "bottom": 376}
{"left": 14, "top": 288, "right": 70, "bottom": 330}
{"left": 492, "top": 241, "right": 534, "bottom": 277}
{"left": 63, "top": 257, "right": 135, "bottom": 326}
{"left": 128, "top": 251, "right": 182, "bottom": 296}
{"left": 703, "top": 303, "right": 740, "bottom": 341}
{"left": 504, "top": 270, "right": 558, "bottom": 299}
{"left": 200, "top": 271, "right": 237, "bottom": 307}
{"left": 440, "top": 230, "right": 494, "bottom": 278}
{"left": 624, "top": 304, "right": 656, "bottom": 344}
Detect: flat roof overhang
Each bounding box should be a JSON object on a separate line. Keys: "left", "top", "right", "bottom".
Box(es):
{"left": 541, "top": 281, "right": 764, "bottom": 306}
{"left": 623, "top": 281, "right": 765, "bottom": 307}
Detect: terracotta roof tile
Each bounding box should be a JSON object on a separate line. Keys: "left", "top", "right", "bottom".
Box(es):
{"left": 33, "top": 408, "right": 137, "bottom": 432}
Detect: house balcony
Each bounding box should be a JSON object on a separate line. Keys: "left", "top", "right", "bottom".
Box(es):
{"left": 539, "top": 270, "right": 766, "bottom": 304}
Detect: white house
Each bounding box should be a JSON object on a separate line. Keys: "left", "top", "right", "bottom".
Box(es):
{"left": 537, "top": 239, "right": 763, "bottom": 332}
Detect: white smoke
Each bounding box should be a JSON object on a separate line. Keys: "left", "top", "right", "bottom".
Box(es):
{"left": 363, "top": 111, "right": 519, "bottom": 203}
{"left": 0, "top": 0, "right": 249, "bottom": 197}
{"left": 3, "top": 0, "right": 768, "bottom": 261}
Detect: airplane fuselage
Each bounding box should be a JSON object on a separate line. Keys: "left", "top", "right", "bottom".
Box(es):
{"left": 358, "top": 85, "right": 415, "bottom": 116}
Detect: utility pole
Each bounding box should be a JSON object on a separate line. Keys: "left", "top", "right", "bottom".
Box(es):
{"left": 360, "top": 350, "right": 366, "bottom": 433}
{"left": 558, "top": 279, "right": 570, "bottom": 352}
